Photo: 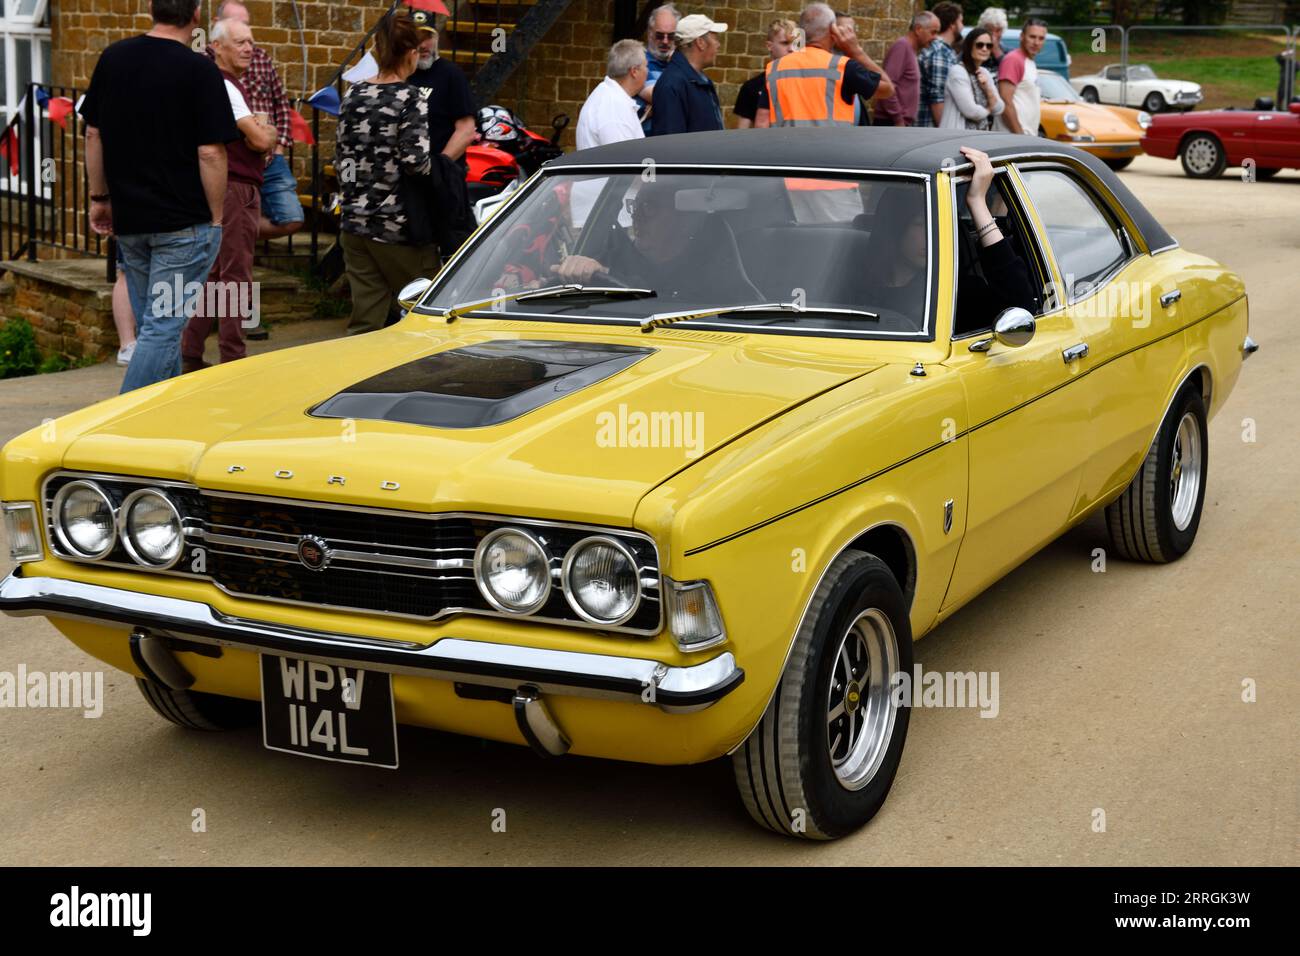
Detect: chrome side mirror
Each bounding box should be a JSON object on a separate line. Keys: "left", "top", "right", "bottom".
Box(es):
{"left": 397, "top": 277, "right": 434, "bottom": 311}
{"left": 993, "top": 307, "right": 1036, "bottom": 348}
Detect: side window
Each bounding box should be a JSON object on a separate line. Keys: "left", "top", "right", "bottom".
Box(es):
{"left": 1019, "top": 168, "right": 1128, "bottom": 302}
{"left": 952, "top": 171, "right": 1049, "bottom": 337}
{"left": 1104, "top": 65, "right": 1122, "bottom": 81}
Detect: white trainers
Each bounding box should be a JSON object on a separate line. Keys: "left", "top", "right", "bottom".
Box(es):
{"left": 116, "top": 341, "right": 136, "bottom": 366}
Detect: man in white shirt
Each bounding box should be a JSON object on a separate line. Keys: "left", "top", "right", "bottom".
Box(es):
{"left": 571, "top": 39, "right": 648, "bottom": 225}
{"left": 181, "top": 16, "right": 275, "bottom": 372}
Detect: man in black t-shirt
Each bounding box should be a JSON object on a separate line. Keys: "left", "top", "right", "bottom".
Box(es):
{"left": 81, "top": 0, "right": 239, "bottom": 394}
{"left": 405, "top": 11, "right": 476, "bottom": 162}
{"left": 733, "top": 18, "right": 798, "bottom": 128}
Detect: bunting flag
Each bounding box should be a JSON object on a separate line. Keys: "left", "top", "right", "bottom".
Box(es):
{"left": 0, "top": 126, "right": 19, "bottom": 176}
{"left": 47, "top": 97, "right": 75, "bottom": 130}
{"left": 342, "top": 51, "right": 378, "bottom": 84}
{"left": 289, "top": 109, "right": 316, "bottom": 146}
{"left": 307, "top": 85, "right": 342, "bottom": 117}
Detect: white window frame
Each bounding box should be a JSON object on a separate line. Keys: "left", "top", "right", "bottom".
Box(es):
{"left": 0, "top": 0, "right": 51, "bottom": 193}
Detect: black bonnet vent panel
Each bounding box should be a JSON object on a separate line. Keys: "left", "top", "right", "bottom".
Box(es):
{"left": 309, "top": 340, "right": 655, "bottom": 429}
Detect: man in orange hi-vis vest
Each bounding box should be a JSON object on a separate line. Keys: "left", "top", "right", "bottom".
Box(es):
{"left": 766, "top": 3, "right": 895, "bottom": 127}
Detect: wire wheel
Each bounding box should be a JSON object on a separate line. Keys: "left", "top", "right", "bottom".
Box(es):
{"left": 826, "top": 608, "right": 899, "bottom": 791}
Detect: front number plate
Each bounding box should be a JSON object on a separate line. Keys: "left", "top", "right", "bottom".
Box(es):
{"left": 260, "top": 655, "right": 398, "bottom": 768}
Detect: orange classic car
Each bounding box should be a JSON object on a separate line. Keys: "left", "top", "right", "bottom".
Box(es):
{"left": 1037, "top": 71, "right": 1150, "bottom": 171}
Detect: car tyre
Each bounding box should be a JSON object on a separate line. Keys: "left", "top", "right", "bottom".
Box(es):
{"left": 1104, "top": 157, "right": 1134, "bottom": 171}
{"left": 1143, "top": 91, "right": 1166, "bottom": 113}
{"left": 135, "top": 678, "right": 258, "bottom": 731}
{"left": 1105, "top": 384, "right": 1208, "bottom": 563}
{"left": 1080, "top": 86, "right": 1099, "bottom": 103}
{"left": 1179, "top": 133, "right": 1226, "bottom": 179}
{"left": 731, "top": 550, "right": 912, "bottom": 840}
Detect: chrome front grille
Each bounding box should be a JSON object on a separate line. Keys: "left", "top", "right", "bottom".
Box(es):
{"left": 41, "top": 473, "right": 663, "bottom": 635}
{"left": 200, "top": 494, "right": 480, "bottom": 619}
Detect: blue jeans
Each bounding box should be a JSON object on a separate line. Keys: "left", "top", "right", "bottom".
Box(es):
{"left": 116, "top": 224, "right": 222, "bottom": 393}
{"left": 260, "top": 154, "right": 304, "bottom": 224}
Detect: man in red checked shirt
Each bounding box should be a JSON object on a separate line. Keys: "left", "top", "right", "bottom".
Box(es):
{"left": 207, "top": 0, "right": 305, "bottom": 241}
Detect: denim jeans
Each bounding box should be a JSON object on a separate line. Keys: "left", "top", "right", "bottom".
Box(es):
{"left": 116, "top": 224, "right": 222, "bottom": 393}
{"left": 260, "top": 154, "right": 305, "bottom": 225}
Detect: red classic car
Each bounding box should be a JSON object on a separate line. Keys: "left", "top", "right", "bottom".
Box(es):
{"left": 1142, "top": 102, "right": 1300, "bottom": 178}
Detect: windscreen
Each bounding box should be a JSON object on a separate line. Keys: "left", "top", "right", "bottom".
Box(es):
{"left": 424, "top": 171, "right": 933, "bottom": 338}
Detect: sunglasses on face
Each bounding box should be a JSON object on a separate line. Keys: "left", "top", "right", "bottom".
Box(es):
{"left": 974, "top": 41, "right": 993, "bottom": 49}
{"left": 652, "top": 31, "right": 675, "bottom": 42}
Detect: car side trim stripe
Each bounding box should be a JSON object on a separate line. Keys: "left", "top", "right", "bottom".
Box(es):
{"left": 683, "top": 292, "right": 1244, "bottom": 556}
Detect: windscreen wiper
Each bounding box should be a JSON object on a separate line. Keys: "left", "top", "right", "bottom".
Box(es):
{"left": 440, "top": 284, "right": 656, "bottom": 321}
{"left": 640, "top": 301, "right": 879, "bottom": 333}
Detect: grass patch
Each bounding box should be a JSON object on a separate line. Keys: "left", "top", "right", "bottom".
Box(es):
{"left": 0, "top": 318, "right": 97, "bottom": 378}
{"left": 1066, "top": 31, "right": 1286, "bottom": 109}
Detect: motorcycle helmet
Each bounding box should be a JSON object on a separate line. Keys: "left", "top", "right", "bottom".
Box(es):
{"left": 476, "top": 105, "right": 521, "bottom": 146}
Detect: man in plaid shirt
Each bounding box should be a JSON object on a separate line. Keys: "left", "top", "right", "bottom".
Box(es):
{"left": 209, "top": 1, "right": 304, "bottom": 239}
{"left": 916, "top": 1, "right": 963, "bottom": 127}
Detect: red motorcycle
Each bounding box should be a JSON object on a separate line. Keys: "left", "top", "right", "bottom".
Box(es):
{"left": 465, "top": 106, "right": 569, "bottom": 209}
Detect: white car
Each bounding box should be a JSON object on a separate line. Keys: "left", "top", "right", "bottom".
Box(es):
{"left": 1070, "top": 64, "right": 1203, "bottom": 113}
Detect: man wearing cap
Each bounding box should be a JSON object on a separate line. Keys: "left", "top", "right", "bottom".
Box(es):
{"left": 648, "top": 14, "right": 727, "bottom": 136}
{"left": 406, "top": 7, "right": 476, "bottom": 163}
{"left": 767, "top": 3, "right": 894, "bottom": 128}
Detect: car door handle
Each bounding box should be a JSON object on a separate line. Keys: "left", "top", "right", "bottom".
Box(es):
{"left": 1160, "top": 289, "right": 1181, "bottom": 308}
{"left": 1062, "top": 343, "right": 1089, "bottom": 363}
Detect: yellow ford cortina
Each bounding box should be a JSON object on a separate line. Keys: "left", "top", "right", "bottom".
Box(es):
{"left": 0, "top": 130, "right": 1255, "bottom": 839}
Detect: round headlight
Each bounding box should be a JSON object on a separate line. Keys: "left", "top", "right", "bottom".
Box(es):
{"left": 121, "top": 489, "right": 184, "bottom": 568}
{"left": 1137, "top": 110, "right": 1153, "bottom": 129}
{"left": 562, "top": 536, "right": 641, "bottom": 626}
{"left": 1064, "top": 111, "right": 1080, "bottom": 133}
{"left": 475, "top": 528, "right": 552, "bottom": 614}
{"left": 52, "top": 480, "right": 116, "bottom": 559}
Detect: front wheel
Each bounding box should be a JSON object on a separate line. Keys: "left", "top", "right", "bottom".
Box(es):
{"left": 1180, "top": 134, "right": 1226, "bottom": 178}
{"left": 136, "top": 678, "right": 258, "bottom": 730}
{"left": 732, "top": 551, "right": 912, "bottom": 840}
{"left": 1105, "top": 384, "right": 1209, "bottom": 563}
{"left": 1144, "top": 91, "right": 1167, "bottom": 113}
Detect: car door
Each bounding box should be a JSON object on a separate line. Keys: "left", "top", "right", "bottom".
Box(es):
{"left": 1014, "top": 162, "right": 1184, "bottom": 516}
{"left": 1248, "top": 109, "right": 1300, "bottom": 168}
{"left": 941, "top": 169, "right": 1093, "bottom": 611}
{"left": 1099, "top": 65, "right": 1122, "bottom": 102}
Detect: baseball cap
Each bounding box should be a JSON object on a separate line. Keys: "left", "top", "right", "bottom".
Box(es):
{"left": 408, "top": 9, "right": 436, "bottom": 32}
{"left": 675, "top": 14, "right": 728, "bottom": 43}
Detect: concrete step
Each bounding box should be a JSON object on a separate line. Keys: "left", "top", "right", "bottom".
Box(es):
{"left": 0, "top": 257, "right": 342, "bottom": 364}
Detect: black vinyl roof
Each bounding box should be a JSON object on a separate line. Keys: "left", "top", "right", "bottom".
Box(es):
{"left": 549, "top": 127, "right": 1176, "bottom": 253}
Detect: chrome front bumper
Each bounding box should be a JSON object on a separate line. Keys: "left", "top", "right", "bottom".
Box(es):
{"left": 0, "top": 571, "right": 743, "bottom": 714}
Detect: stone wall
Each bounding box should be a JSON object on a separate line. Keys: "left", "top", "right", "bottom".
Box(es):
{"left": 0, "top": 260, "right": 320, "bottom": 363}
{"left": 50, "top": 1, "right": 918, "bottom": 151}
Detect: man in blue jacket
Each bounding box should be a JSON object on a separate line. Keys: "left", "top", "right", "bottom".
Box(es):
{"left": 649, "top": 14, "right": 727, "bottom": 135}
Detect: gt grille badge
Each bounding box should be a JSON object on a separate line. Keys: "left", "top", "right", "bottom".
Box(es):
{"left": 297, "top": 535, "right": 331, "bottom": 571}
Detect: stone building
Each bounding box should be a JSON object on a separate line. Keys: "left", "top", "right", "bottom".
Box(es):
{"left": 39, "top": 1, "right": 914, "bottom": 141}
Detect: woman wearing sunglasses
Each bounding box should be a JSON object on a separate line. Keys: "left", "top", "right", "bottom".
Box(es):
{"left": 939, "top": 27, "right": 1005, "bottom": 130}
